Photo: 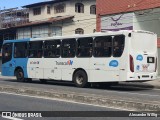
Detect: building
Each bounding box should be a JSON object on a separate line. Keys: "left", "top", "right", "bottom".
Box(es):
{"left": 17, "top": 0, "right": 96, "bottom": 39}
{"left": 0, "top": 0, "right": 96, "bottom": 71}
{"left": 0, "top": 0, "right": 96, "bottom": 42}
{"left": 97, "top": 0, "right": 160, "bottom": 75}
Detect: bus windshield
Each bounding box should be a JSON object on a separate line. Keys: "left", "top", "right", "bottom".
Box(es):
{"left": 131, "top": 32, "right": 157, "bottom": 52}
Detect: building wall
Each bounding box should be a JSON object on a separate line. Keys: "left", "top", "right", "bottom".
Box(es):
{"left": 133, "top": 8, "right": 160, "bottom": 37}
{"left": 29, "top": 6, "right": 48, "bottom": 22}
{"left": 62, "top": 0, "right": 96, "bottom": 35}
{"left": 97, "top": 0, "right": 160, "bottom": 15}
{"left": 27, "top": 0, "right": 96, "bottom": 35}
{"left": 101, "top": 8, "right": 160, "bottom": 37}
{"left": 97, "top": 0, "right": 160, "bottom": 32}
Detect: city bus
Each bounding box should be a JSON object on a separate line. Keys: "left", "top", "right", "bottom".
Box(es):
{"left": 1, "top": 30, "right": 158, "bottom": 87}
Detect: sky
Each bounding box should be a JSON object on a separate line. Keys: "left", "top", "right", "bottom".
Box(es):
{"left": 0, "top": 0, "right": 46, "bottom": 9}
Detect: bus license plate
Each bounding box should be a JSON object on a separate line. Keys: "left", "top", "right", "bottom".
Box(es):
{"left": 147, "top": 57, "right": 154, "bottom": 63}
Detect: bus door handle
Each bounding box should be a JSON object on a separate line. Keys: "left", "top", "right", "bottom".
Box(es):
{"left": 36, "top": 67, "right": 39, "bottom": 68}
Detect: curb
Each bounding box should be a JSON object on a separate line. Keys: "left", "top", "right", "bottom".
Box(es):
{"left": 0, "top": 85, "right": 160, "bottom": 111}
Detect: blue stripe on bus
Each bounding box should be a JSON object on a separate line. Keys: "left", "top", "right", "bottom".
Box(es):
{"left": 3, "top": 38, "right": 30, "bottom": 44}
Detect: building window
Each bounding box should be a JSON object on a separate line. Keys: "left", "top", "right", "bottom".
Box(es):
{"left": 90, "top": 5, "right": 96, "bottom": 14}
{"left": 33, "top": 7, "right": 41, "bottom": 15}
{"left": 32, "top": 26, "right": 49, "bottom": 38}
{"left": 75, "top": 3, "right": 84, "bottom": 13}
{"left": 47, "top": 6, "right": 51, "bottom": 14}
{"left": 51, "top": 26, "right": 62, "bottom": 36}
{"left": 54, "top": 4, "right": 65, "bottom": 13}
{"left": 75, "top": 28, "right": 84, "bottom": 34}
{"left": 17, "top": 28, "right": 31, "bottom": 39}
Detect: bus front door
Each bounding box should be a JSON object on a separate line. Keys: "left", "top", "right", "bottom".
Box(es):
{"left": 2, "top": 43, "right": 14, "bottom": 76}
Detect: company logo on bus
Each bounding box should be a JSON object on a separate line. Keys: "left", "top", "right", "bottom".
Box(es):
{"left": 137, "top": 55, "right": 143, "bottom": 61}
{"left": 136, "top": 65, "right": 140, "bottom": 71}
{"left": 142, "top": 64, "right": 149, "bottom": 71}
{"left": 30, "top": 61, "right": 40, "bottom": 64}
{"left": 109, "top": 60, "right": 119, "bottom": 67}
{"left": 56, "top": 60, "right": 73, "bottom": 65}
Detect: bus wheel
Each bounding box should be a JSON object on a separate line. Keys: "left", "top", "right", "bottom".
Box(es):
{"left": 73, "top": 70, "right": 88, "bottom": 88}
{"left": 16, "top": 69, "right": 25, "bottom": 82}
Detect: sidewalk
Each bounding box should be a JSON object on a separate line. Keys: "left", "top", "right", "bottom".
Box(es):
{"left": 0, "top": 75, "right": 160, "bottom": 89}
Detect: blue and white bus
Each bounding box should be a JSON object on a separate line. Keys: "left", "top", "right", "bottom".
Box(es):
{"left": 1, "top": 30, "right": 158, "bottom": 87}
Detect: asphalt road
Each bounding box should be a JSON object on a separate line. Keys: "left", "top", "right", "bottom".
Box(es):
{"left": 0, "top": 78, "right": 160, "bottom": 104}
{"left": 0, "top": 93, "right": 158, "bottom": 120}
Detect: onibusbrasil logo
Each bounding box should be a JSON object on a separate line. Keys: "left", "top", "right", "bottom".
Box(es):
{"left": 56, "top": 60, "right": 73, "bottom": 65}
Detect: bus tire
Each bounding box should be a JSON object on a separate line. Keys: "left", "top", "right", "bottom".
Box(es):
{"left": 15, "top": 69, "right": 25, "bottom": 82}
{"left": 73, "top": 70, "right": 88, "bottom": 88}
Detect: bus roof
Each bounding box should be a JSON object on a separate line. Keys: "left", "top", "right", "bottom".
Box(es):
{"left": 3, "top": 30, "right": 156, "bottom": 44}
{"left": 3, "top": 38, "right": 31, "bottom": 44}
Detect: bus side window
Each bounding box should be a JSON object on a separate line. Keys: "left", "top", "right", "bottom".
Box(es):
{"left": 14, "top": 42, "right": 27, "bottom": 58}
{"left": 2, "top": 43, "right": 12, "bottom": 64}
{"left": 28, "top": 41, "right": 43, "bottom": 58}
{"left": 77, "top": 37, "right": 93, "bottom": 57}
{"left": 113, "top": 35, "right": 125, "bottom": 57}
{"left": 94, "top": 36, "right": 112, "bottom": 57}
{"left": 44, "top": 40, "right": 61, "bottom": 58}
{"left": 61, "top": 39, "right": 76, "bottom": 58}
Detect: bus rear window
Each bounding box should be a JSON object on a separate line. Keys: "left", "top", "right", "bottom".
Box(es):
{"left": 2, "top": 43, "right": 12, "bottom": 64}
{"left": 131, "top": 33, "right": 156, "bottom": 52}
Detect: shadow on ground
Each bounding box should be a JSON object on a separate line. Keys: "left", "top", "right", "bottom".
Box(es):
{"left": 2, "top": 79, "right": 154, "bottom": 92}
